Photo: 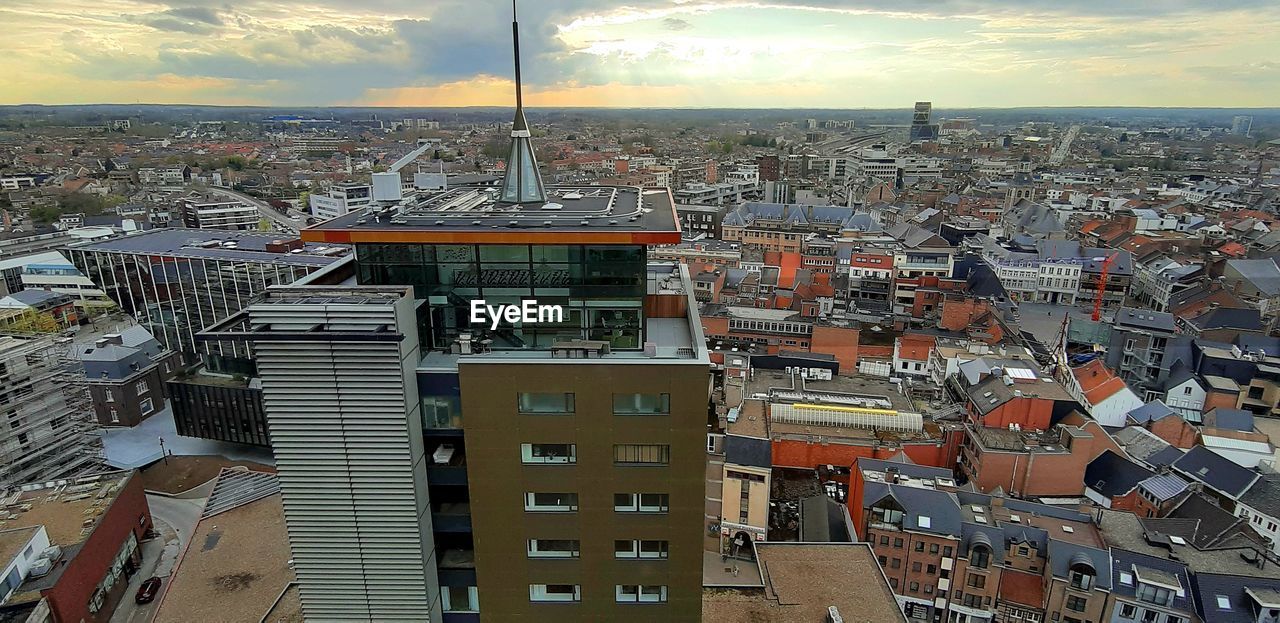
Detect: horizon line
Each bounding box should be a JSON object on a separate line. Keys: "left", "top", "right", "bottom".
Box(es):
{"left": 2, "top": 103, "right": 1278, "bottom": 112}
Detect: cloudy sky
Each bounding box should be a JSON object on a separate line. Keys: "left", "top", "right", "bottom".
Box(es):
{"left": 2, "top": 0, "right": 1277, "bottom": 108}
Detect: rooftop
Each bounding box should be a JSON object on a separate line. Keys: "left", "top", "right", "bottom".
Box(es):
{"left": 701, "top": 543, "right": 906, "bottom": 623}
{"left": 154, "top": 474, "right": 294, "bottom": 623}
{"left": 302, "top": 185, "right": 680, "bottom": 245}
{"left": 68, "top": 228, "right": 347, "bottom": 267}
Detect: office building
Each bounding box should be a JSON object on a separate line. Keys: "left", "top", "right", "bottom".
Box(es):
{"left": 178, "top": 194, "right": 260, "bottom": 230}
{"left": 909, "top": 101, "right": 939, "bottom": 142}
{"left": 1232, "top": 115, "right": 1252, "bottom": 137}
{"left": 0, "top": 334, "right": 100, "bottom": 490}
{"left": 309, "top": 181, "right": 373, "bottom": 221}
{"left": 204, "top": 9, "right": 711, "bottom": 620}
{"left": 66, "top": 228, "right": 349, "bottom": 373}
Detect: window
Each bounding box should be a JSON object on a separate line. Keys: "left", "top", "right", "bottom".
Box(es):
{"left": 880, "top": 536, "right": 889, "bottom": 546}
{"left": 139, "top": 398, "right": 153, "bottom": 415}
{"left": 109, "top": 409, "right": 119, "bottom": 424}
{"left": 613, "top": 444, "right": 670, "bottom": 465}
{"left": 1119, "top": 603, "right": 1136, "bottom": 619}
{"left": 912, "top": 562, "right": 922, "bottom": 572}
{"left": 1065, "top": 595, "right": 1087, "bottom": 612}
{"left": 910, "top": 581, "right": 920, "bottom": 592}
{"left": 615, "top": 540, "right": 668, "bottom": 559}
{"left": 518, "top": 392, "right": 575, "bottom": 414}
{"left": 1184, "top": 386, "right": 1192, "bottom": 395}
{"left": 1135, "top": 583, "right": 1173, "bottom": 606}
{"left": 524, "top": 492, "right": 578, "bottom": 512}
{"left": 967, "top": 574, "right": 985, "bottom": 589}
{"left": 1215, "top": 595, "right": 1231, "bottom": 610}
{"left": 613, "top": 493, "right": 669, "bottom": 513}
{"left": 530, "top": 584, "right": 580, "bottom": 602}
{"left": 1069, "top": 569, "right": 1094, "bottom": 591}
{"left": 1142, "top": 610, "right": 1159, "bottom": 623}
{"left": 613, "top": 393, "right": 670, "bottom": 415}
{"left": 930, "top": 544, "right": 939, "bottom": 554}
{"left": 971, "top": 545, "right": 990, "bottom": 569}
{"left": 104, "top": 389, "right": 115, "bottom": 402}
{"left": 442, "top": 586, "right": 479, "bottom": 612}
{"left": 135, "top": 380, "right": 149, "bottom": 394}
{"left": 616, "top": 585, "right": 667, "bottom": 603}
{"left": 915, "top": 542, "right": 925, "bottom": 552}
{"left": 927, "top": 564, "right": 936, "bottom": 575}
{"left": 527, "top": 540, "right": 580, "bottom": 558}
{"left": 894, "top": 538, "right": 904, "bottom": 548}
{"left": 521, "top": 443, "right": 576, "bottom": 464}
{"left": 943, "top": 546, "right": 953, "bottom": 557}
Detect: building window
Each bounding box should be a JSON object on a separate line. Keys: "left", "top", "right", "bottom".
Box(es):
{"left": 616, "top": 585, "right": 667, "bottom": 603}
{"left": 1065, "top": 595, "right": 1087, "bottom": 611}
{"left": 529, "top": 584, "right": 580, "bottom": 602}
{"left": 1135, "top": 583, "right": 1173, "bottom": 606}
{"left": 1118, "top": 604, "right": 1136, "bottom": 619}
{"left": 967, "top": 574, "right": 985, "bottom": 589}
{"left": 614, "top": 493, "right": 669, "bottom": 513}
{"left": 527, "top": 540, "right": 580, "bottom": 559}
{"left": 613, "top": 444, "right": 670, "bottom": 465}
{"left": 442, "top": 586, "right": 479, "bottom": 612}
{"left": 521, "top": 443, "right": 576, "bottom": 464}
{"left": 139, "top": 398, "right": 154, "bottom": 415}
{"left": 518, "top": 392, "right": 575, "bottom": 414}
{"left": 104, "top": 389, "right": 115, "bottom": 402}
{"left": 971, "top": 545, "right": 990, "bottom": 568}
{"left": 1068, "top": 569, "right": 1094, "bottom": 591}
{"left": 109, "top": 409, "right": 119, "bottom": 424}
{"left": 614, "top": 539, "right": 668, "bottom": 559}
{"left": 523, "top": 492, "right": 578, "bottom": 512}
{"left": 135, "top": 380, "right": 149, "bottom": 394}
{"left": 613, "top": 393, "right": 671, "bottom": 415}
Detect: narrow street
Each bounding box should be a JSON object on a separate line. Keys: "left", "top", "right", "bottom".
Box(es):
{"left": 109, "top": 494, "right": 206, "bottom": 623}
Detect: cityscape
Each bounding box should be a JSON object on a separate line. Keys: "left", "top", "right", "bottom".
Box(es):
{"left": 0, "top": 1, "right": 1279, "bottom": 622}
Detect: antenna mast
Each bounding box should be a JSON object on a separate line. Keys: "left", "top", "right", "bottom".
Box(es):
{"left": 512, "top": 0, "right": 523, "bottom": 111}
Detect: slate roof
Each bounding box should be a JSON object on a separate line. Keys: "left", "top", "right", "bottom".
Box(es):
{"left": 1203, "top": 408, "right": 1255, "bottom": 432}
{"left": 1238, "top": 471, "right": 1280, "bottom": 519}
{"left": 799, "top": 495, "right": 850, "bottom": 543}
{"left": 1168, "top": 493, "right": 1252, "bottom": 549}
{"left": 1116, "top": 307, "right": 1176, "bottom": 332}
{"left": 1127, "top": 401, "right": 1179, "bottom": 425}
{"left": 1048, "top": 539, "right": 1112, "bottom": 589}
{"left": 1110, "top": 548, "right": 1193, "bottom": 612}
{"left": 1191, "top": 573, "right": 1280, "bottom": 623}
{"left": 725, "top": 435, "right": 771, "bottom": 469}
{"left": 1228, "top": 258, "right": 1280, "bottom": 296}
{"left": 1085, "top": 450, "right": 1155, "bottom": 498}
{"left": 863, "top": 483, "right": 963, "bottom": 538}
{"left": 1172, "top": 446, "right": 1259, "bottom": 498}
{"left": 1186, "top": 307, "right": 1264, "bottom": 332}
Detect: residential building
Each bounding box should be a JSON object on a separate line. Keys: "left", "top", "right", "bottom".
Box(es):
{"left": 0, "top": 335, "right": 100, "bottom": 490}
{"left": 167, "top": 369, "right": 268, "bottom": 447}
{"left": 309, "top": 181, "right": 373, "bottom": 221}
{"left": 177, "top": 194, "right": 260, "bottom": 230}
{"left": 75, "top": 327, "right": 180, "bottom": 427}
{"left": 0, "top": 471, "right": 152, "bottom": 623}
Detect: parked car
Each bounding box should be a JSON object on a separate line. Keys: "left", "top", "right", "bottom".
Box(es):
{"left": 135, "top": 577, "right": 162, "bottom": 604}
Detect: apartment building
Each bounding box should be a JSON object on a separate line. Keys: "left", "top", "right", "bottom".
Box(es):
{"left": 177, "top": 194, "right": 260, "bottom": 230}
{"left": 309, "top": 181, "right": 373, "bottom": 221}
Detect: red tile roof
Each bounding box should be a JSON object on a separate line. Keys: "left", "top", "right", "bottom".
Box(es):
{"left": 896, "top": 335, "right": 936, "bottom": 362}
{"left": 1072, "top": 359, "right": 1128, "bottom": 405}
{"left": 998, "top": 570, "right": 1044, "bottom": 607}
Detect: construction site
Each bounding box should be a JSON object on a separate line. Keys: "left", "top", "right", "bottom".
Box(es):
{"left": 0, "top": 333, "right": 104, "bottom": 490}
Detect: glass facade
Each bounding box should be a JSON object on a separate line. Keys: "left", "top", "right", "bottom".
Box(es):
{"left": 68, "top": 248, "right": 324, "bottom": 373}
{"left": 356, "top": 243, "right": 647, "bottom": 351}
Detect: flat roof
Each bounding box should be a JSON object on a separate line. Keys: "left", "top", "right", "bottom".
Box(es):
{"left": 302, "top": 185, "right": 681, "bottom": 245}
{"left": 702, "top": 543, "right": 906, "bottom": 623}
{"left": 68, "top": 228, "right": 347, "bottom": 267}
{"left": 154, "top": 491, "right": 293, "bottom": 623}
{"left": 0, "top": 527, "right": 40, "bottom": 568}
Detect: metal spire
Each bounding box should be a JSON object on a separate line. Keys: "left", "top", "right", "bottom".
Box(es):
{"left": 499, "top": 0, "right": 547, "bottom": 204}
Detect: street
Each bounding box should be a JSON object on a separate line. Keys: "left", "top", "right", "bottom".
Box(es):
{"left": 109, "top": 494, "right": 206, "bottom": 623}
{"left": 204, "top": 186, "right": 300, "bottom": 234}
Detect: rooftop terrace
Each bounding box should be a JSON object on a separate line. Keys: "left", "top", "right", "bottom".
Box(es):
{"left": 68, "top": 228, "right": 347, "bottom": 267}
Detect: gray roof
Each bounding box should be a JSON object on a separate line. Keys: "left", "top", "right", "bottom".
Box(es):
{"left": 3, "top": 289, "right": 69, "bottom": 307}
{"left": 858, "top": 458, "right": 953, "bottom": 481}
{"left": 800, "top": 495, "right": 850, "bottom": 543}
{"left": 1192, "top": 573, "right": 1280, "bottom": 623}
{"left": 1110, "top": 548, "right": 1193, "bottom": 612}
{"left": 1137, "top": 473, "right": 1190, "bottom": 503}
{"left": 1204, "top": 408, "right": 1255, "bottom": 432}
{"left": 1228, "top": 258, "right": 1280, "bottom": 296}
{"left": 1239, "top": 472, "right": 1280, "bottom": 519}
{"left": 1172, "top": 445, "right": 1259, "bottom": 498}
{"left": 1115, "top": 307, "right": 1176, "bottom": 332}
{"left": 68, "top": 228, "right": 345, "bottom": 267}
{"left": 1048, "top": 539, "right": 1112, "bottom": 589}
{"left": 863, "top": 483, "right": 963, "bottom": 538}
{"left": 1126, "top": 401, "right": 1179, "bottom": 425}
{"left": 725, "top": 434, "right": 771, "bottom": 469}
{"left": 1085, "top": 450, "right": 1154, "bottom": 498}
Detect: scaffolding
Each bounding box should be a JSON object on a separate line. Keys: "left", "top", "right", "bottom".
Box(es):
{"left": 0, "top": 333, "right": 104, "bottom": 491}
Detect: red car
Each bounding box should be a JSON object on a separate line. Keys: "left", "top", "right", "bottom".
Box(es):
{"left": 135, "top": 577, "right": 162, "bottom": 604}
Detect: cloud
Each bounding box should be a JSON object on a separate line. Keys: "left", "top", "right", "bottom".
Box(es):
{"left": 662, "top": 17, "right": 692, "bottom": 30}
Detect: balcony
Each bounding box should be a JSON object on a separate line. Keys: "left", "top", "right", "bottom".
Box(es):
{"left": 432, "top": 503, "right": 473, "bottom": 533}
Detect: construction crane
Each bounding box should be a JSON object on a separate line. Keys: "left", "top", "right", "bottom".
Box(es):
{"left": 1091, "top": 252, "right": 1120, "bottom": 322}
{"left": 371, "top": 138, "right": 441, "bottom": 202}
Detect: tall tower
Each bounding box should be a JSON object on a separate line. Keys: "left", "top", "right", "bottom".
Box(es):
{"left": 499, "top": 1, "right": 548, "bottom": 205}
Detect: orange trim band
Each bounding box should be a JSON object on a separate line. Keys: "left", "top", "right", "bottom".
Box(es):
{"left": 300, "top": 229, "right": 682, "bottom": 245}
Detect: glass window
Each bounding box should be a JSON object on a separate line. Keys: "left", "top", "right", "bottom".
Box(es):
{"left": 614, "top": 493, "right": 669, "bottom": 512}
{"left": 527, "top": 539, "right": 580, "bottom": 558}
{"left": 442, "top": 586, "right": 478, "bottom": 612}
{"left": 529, "top": 584, "right": 580, "bottom": 602}
{"left": 521, "top": 443, "right": 576, "bottom": 464}
{"left": 524, "top": 492, "right": 578, "bottom": 512}
{"left": 613, "top": 393, "right": 671, "bottom": 415}
{"left": 518, "top": 392, "right": 574, "bottom": 414}
{"left": 639, "top": 540, "right": 669, "bottom": 559}
{"left": 613, "top": 444, "right": 670, "bottom": 465}
{"left": 479, "top": 245, "right": 530, "bottom": 262}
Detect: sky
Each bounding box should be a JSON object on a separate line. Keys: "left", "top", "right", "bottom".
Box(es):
{"left": 1, "top": 0, "right": 1277, "bottom": 108}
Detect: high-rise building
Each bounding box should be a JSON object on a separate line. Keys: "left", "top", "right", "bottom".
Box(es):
{"left": 1232, "top": 115, "right": 1253, "bottom": 137}
{"left": 910, "top": 101, "right": 939, "bottom": 142}
{"left": 203, "top": 6, "right": 711, "bottom": 622}
{"left": 309, "top": 181, "right": 373, "bottom": 221}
